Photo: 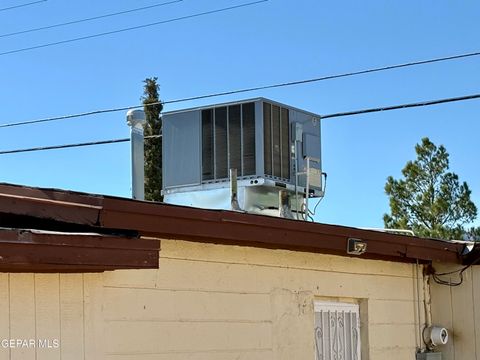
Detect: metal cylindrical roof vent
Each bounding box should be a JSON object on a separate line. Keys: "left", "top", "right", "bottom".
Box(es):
{"left": 126, "top": 109, "right": 146, "bottom": 200}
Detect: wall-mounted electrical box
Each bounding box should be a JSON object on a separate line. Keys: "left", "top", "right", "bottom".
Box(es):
{"left": 416, "top": 352, "right": 442, "bottom": 360}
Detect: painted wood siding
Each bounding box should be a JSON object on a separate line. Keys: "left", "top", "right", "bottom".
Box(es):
{"left": 0, "top": 273, "right": 103, "bottom": 360}
{"left": 430, "top": 262, "right": 480, "bottom": 360}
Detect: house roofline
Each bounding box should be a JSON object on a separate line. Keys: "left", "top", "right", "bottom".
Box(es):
{"left": 0, "top": 182, "right": 473, "bottom": 270}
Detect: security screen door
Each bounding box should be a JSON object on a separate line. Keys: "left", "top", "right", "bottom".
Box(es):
{"left": 314, "top": 301, "right": 361, "bottom": 360}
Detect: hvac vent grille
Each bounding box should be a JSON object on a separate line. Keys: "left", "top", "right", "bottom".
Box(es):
{"left": 263, "top": 102, "right": 290, "bottom": 179}
{"left": 201, "top": 109, "right": 214, "bottom": 180}
{"left": 201, "top": 103, "right": 256, "bottom": 181}
{"left": 242, "top": 103, "right": 256, "bottom": 175}
{"left": 214, "top": 107, "right": 228, "bottom": 179}
{"left": 229, "top": 105, "right": 241, "bottom": 175}
{"left": 263, "top": 103, "right": 272, "bottom": 176}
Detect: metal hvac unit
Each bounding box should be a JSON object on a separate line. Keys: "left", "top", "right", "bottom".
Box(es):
{"left": 162, "top": 98, "right": 323, "bottom": 219}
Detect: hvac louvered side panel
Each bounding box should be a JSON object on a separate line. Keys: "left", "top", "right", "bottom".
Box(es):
{"left": 214, "top": 107, "right": 228, "bottom": 179}
{"left": 201, "top": 109, "right": 214, "bottom": 181}
{"left": 281, "top": 107, "right": 290, "bottom": 179}
{"left": 228, "top": 105, "right": 242, "bottom": 175}
{"left": 272, "top": 105, "right": 281, "bottom": 178}
{"left": 263, "top": 102, "right": 272, "bottom": 176}
{"left": 242, "top": 103, "right": 256, "bottom": 176}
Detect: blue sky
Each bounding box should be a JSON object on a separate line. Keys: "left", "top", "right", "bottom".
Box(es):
{"left": 0, "top": 0, "right": 479, "bottom": 228}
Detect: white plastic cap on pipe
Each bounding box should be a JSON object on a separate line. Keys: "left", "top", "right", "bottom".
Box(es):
{"left": 126, "top": 109, "right": 146, "bottom": 129}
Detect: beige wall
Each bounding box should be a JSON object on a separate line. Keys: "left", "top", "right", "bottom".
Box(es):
{"left": 0, "top": 273, "right": 103, "bottom": 360}
{"left": 430, "top": 262, "right": 480, "bottom": 360}
{"left": 0, "top": 240, "right": 427, "bottom": 360}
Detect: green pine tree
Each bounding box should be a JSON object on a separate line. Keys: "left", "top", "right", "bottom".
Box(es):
{"left": 464, "top": 226, "right": 480, "bottom": 241}
{"left": 384, "top": 137, "right": 477, "bottom": 240}
{"left": 142, "top": 77, "right": 163, "bottom": 202}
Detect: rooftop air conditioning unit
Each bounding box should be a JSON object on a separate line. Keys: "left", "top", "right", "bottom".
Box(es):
{"left": 162, "top": 98, "right": 323, "bottom": 219}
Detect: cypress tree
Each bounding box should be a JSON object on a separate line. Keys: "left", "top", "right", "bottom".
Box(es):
{"left": 142, "top": 77, "right": 163, "bottom": 201}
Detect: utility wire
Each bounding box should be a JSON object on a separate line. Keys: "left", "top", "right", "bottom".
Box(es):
{"left": 0, "top": 0, "right": 45, "bottom": 13}
{"left": 321, "top": 93, "right": 480, "bottom": 119}
{"left": 0, "top": 135, "right": 161, "bottom": 155}
{"left": 163, "top": 51, "right": 480, "bottom": 103}
{"left": 432, "top": 256, "right": 480, "bottom": 287}
{"left": 1, "top": 49, "right": 479, "bottom": 129}
{"left": 0, "top": 93, "right": 479, "bottom": 156}
{"left": 0, "top": 138, "right": 130, "bottom": 155}
{"left": 0, "top": 0, "right": 182, "bottom": 39}
{"left": 0, "top": 0, "right": 268, "bottom": 57}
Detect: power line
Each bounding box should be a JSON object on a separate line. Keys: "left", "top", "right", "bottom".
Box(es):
{"left": 0, "top": 106, "right": 141, "bottom": 129}
{"left": 321, "top": 93, "right": 480, "bottom": 119}
{"left": 1, "top": 49, "right": 479, "bottom": 129}
{"left": 0, "top": 0, "right": 268, "bottom": 57}
{"left": 0, "top": 138, "right": 130, "bottom": 155}
{"left": 0, "top": 0, "right": 182, "bottom": 39}
{"left": 0, "top": 0, "right": 46, "bottom": 13}
{"left": 0, "top": 93, "right": 479, "bottom": 156}
{"left": 0, "top": 135, "right": 160, "bottom": 155}
{"left": 163, "top": 51, "right": 480, "bottom": 103}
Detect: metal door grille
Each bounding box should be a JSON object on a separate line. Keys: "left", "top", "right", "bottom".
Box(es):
{"left": 314, "top": 302, "right": 360, "bottom": 360}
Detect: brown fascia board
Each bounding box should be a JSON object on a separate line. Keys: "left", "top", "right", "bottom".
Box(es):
{"left": 0, "top": 192, "right": 101, "bottom": 226}
{"left": 0, "top": 183, "right": 469, "bottom": 265}
{"left": 99, "top": 197, "right": 464, "bottom": 264}
{"left": 0, "top": 228, "right": 159, "bottom": 272}
{"left": 0, "top": 183, "right": 103, "bottom": 206}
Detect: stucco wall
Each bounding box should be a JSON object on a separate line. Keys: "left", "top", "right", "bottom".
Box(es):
{"left": 430, "top": 262, "right": 480, "bottom": 360}
{"left": 0, "top": 240, "right": 426, "bottom": 360}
